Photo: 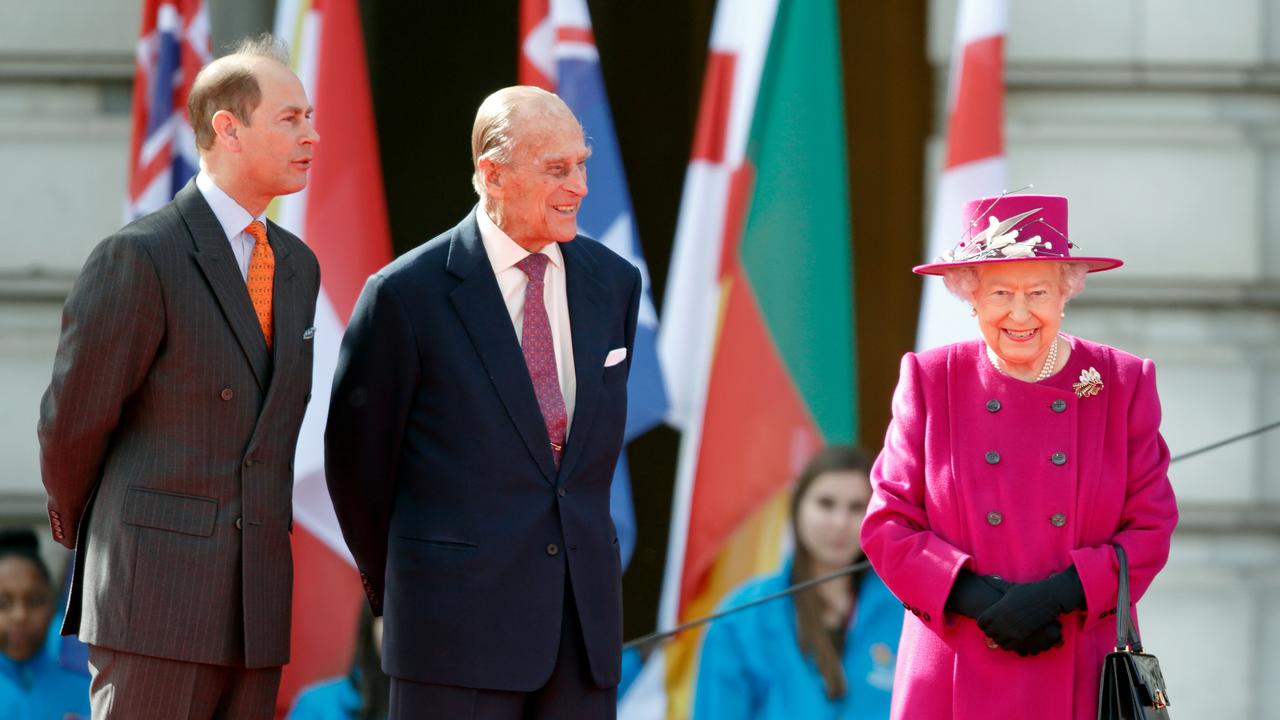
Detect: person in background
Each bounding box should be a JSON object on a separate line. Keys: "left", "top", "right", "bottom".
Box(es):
{"left": 0, "top": 528, "right": 90, "bottom": 720}
{"left": 860, "top": 193, "right": 1178, "bottom": 719}
{"left": 288, "top": 605, "right": 388, "bottom": 720}
{"left": 694, "top": 446, "right": 902, "bottom": 719}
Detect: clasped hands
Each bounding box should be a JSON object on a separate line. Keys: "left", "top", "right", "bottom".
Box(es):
{"left": 945, "top": 566, "right": 1086, "bottom": 657}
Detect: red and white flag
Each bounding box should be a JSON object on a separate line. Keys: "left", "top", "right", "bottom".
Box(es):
{"left": 125, "top": 0, "right": 210, "bottom": 221}
{"left": 916, "top": 0, "right": 1008, "bottom": 351}
{"left": 271, "top": 0, "right": 393, "bottom": 713}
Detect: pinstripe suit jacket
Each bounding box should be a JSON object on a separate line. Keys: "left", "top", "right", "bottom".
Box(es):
{"left": 38, "top": 180, "right": 320, "bottom": 669}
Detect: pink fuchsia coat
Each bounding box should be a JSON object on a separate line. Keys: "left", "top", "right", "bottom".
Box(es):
{"left": 861, "top": 336, "right": 1178, "bottom": 720}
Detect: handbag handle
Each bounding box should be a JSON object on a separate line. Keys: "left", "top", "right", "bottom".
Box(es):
{"left": 1113, "top": 543, "right": 1143, "bottom": 652}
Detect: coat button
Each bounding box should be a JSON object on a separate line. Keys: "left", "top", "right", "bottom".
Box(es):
{"left": 985, "top": 451, "right": 1000, "bottom": 465}
{"left": 235, "top": 517, "right": 243, "bottom": 530}
{"left": 987, "top": 511, "right": 1003, "bottom": 526}
{"left": 1051, "top": 398, "right": 1067, "bottom": 413}
{"left": 1050, "top": 513, "right": 1067, "bottom": 527}
{"left": 558, "top": 488, "right": 567, "bottom": 497}
{"left": 986, "top": 399, "right": 1001, "bottom": 412}
{"left": 220, "top": 388, "right": 234, "bottom": 401}
{"left": 1051, "top": 452, "right": 1067, "bottom": 466}
{"left": 546, "top": 543, "right": 559, "bottom": 556}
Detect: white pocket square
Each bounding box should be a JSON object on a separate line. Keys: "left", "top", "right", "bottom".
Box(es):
{"left": 604, "top": 347, "right": 627, "bottom": 367}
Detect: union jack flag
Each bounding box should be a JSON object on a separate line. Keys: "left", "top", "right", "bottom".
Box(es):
{"left": 125, "top": 0, "right": 211, "bottom": 221}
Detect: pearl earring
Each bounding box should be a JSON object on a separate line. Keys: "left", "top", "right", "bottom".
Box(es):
{"left": 1061, "top": 311, "right": 1066, "bottom": 319}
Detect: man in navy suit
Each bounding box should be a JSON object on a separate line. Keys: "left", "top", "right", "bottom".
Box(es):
{"left": 325, "top": 86, "right": 640, "bottom": 719}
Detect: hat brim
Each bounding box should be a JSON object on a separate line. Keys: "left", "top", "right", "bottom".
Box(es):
{"left": 912, "top": 255, "right": 1124, "bottom": 276}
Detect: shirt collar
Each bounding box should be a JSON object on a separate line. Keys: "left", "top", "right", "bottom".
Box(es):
{"left": 196, "top": 170, "right": 267, "bottom": 241}
{"left": 476, "top": 204, "right": 564, "bottom": 274}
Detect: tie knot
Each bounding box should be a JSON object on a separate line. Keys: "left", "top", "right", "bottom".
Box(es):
{"left": 516, "top": 252, "right": 550, "bottom": 282}
{"left": 245, "top": 220, "right": 268, "bottom": 245}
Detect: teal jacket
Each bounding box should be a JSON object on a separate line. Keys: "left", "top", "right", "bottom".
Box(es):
{"left": 0, "top": 650, "right": 91, "bottom": 720}
{"left": 694, "top": 560, "right": 902, "bottom": 720}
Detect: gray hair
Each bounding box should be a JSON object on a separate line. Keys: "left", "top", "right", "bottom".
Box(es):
{"left": 470, "top": 86, "right": 579, "bottom": 196}
{"left": 942, "top": 261, "right": 1090, "bottom": 303}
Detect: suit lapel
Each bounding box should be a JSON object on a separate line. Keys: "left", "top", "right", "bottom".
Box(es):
{"left": 558, "top": 238, "right": 608, "bottom": 483}
{"left": 447, "top": 211, "right": 559, "bottom": 484}
{"left": 179, "top": 182, "right": 272, "bottom": 392}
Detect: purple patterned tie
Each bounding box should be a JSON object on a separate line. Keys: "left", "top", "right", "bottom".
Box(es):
{"left": 516, "top": 253, "right": 568, "bottom": 467}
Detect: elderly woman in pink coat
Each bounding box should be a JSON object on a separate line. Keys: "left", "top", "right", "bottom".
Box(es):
{"left": 861, "top": 193, "right": 1178, "bottom": 719}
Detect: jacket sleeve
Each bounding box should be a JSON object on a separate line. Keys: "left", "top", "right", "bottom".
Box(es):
{"left": 860, "top": 352, "right": 972, "bottom": 636}
{"left": 38, "top": 236, "right": 165, "bottom": 548}
{"left": 325, "top": 273, "right": 418, "bottom": 614}
{"left": 623, "top": 264, "right": 641, "bottom": 378}
{"left": 1070, "top": 358, "right": 1178, "bottom": 630}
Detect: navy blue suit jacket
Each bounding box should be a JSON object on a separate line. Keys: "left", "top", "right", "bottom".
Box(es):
{"left": 325, "top": 209, "right": 640, "bottom": 691}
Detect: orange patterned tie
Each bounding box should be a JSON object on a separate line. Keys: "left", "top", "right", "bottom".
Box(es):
{"left": 244, "top": 220, "right": 274, "bottom": 350}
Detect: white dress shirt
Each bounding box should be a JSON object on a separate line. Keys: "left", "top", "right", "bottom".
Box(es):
{"left": 477, "top": 206, "right": 577, "bottom": 436}
{"left": 195, "top": 171, "right": 267, "bottom": 281}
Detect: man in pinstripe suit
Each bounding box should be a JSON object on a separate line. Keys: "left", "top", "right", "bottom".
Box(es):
{"left": 37, "top": 36, "right": 319, "bottom": 719}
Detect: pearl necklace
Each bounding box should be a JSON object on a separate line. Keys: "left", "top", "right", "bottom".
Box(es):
{"left": 986, "top": 334, "right": 1060, "bottom": 382}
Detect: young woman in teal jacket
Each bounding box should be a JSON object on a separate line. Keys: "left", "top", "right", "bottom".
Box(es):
{"left": 694, "top": 446, "right": 903, "bottom": 719}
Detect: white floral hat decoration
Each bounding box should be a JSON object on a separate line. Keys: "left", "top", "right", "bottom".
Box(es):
{"left": 913, "top": 193, "right": 1124, "bottom": 276}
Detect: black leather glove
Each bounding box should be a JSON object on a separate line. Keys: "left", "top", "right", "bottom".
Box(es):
{"left": 977, "top": 565, "right": 1085, "bottom": 651}
{"left": 945, "top": 568, "right": 1008, "bottom": 619}
{"left": 1007, "top": 618, "right": 1064, "bottom": 656}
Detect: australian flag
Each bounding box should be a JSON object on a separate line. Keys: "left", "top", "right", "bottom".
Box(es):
{"left": 519, "top": 0, "right": 669, "bottom": 568}
{"left": 125, "top": 0, "right": 210, "bottom": 221}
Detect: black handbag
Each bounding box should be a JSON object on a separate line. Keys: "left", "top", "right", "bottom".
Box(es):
{"left": 1098, "top": 544, "right": 1172, "bottom": 719}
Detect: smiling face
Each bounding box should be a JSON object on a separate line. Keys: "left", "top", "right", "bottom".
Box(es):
{"left": 0, "top": 556, "right": 53, "bottom": 663}
{"left": 482, "top": 108, "right": 589, "bottom": 251}
{"left": 794, "top": 470, "right": 871, "bottom": 572}
{"left": 973, "top": 261, "right": 1067, "bottom": 377}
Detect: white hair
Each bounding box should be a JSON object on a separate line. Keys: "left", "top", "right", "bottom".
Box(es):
{"left": 942, "top": 261, "right": 1090, "bottom": 303}
{"left": 470, "top": 86, "right": 578, "bottom": 196}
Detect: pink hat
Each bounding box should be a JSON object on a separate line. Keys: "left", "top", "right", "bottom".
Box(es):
{"left": 913, "top": 194, "right": 1123, "bottom": 276}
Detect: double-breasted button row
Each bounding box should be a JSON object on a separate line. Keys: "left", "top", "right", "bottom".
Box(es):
{"left": 50, "top": 510, "right": 65, "bottom": 541}
{"left": 986, "top": 511, "right": 1067, "bottom": 527}
{"left": 986, "top": 398, "right": 1068, "bottom": 413}
{"left": 901, "top": 600, "right": 932, "bottom": 622}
